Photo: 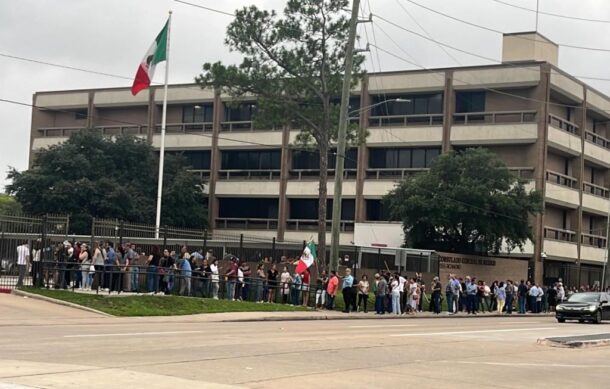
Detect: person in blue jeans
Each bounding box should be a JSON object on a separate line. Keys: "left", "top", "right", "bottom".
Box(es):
{"left": 505, "top": 280, "right": 514, "bottom": 314}
{"left": 517, "top": 279, "right": 528, "bottom": 314}
{"left": 465, "top": 277, "right": 478, "bottom": 314}
{"left": 147, "top": 246, "right": 161, "bottom": 293}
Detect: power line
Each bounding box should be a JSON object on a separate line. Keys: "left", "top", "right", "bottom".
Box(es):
{"left": 373, "top": 13, "right": 610, "bottom": 83}
{"left": 395, "top": 0, "right": 462, "bottom": 64}
{"left": 405, "top": 0, "right": 610, "bottom": 53}
{"left": 173, "top": 0, "right": 235, "bottom": 17}
{"left": 490, "top": 0, "right": 610, "bottom": 24}
{"left": 0, "top": 97, "right": 352, "bottom": 161}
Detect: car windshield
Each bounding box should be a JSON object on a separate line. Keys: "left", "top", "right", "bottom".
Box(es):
{"left": 567, "top": 293, "right": 600, "bottom": 303}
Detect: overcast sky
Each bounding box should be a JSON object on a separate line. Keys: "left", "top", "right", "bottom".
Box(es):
{"left": 1, "top": 0, "right": 610, "bottom": 190}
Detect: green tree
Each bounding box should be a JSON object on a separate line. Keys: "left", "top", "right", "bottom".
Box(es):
{"left": 0, "top": 193, "right": 22, "bottom": 215}
{"left": 383, "top": 148, "right": 542, "bottom": 255}
{"left": 6, "top": 130, "right": 207, "bottom": 234}
{"left": 196, "top": 0, "right": 365, "bottom": 265}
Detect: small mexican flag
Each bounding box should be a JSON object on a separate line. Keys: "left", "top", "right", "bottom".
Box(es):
{"left": 131, "top": 20, "right": 169, "bottom": 96}
{"left": 295, "top": 241, "right": 317, "bottom": 274}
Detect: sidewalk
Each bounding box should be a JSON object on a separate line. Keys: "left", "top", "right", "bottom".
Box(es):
{"left": 12, "top": 288, "right": 553, "bottom": 322}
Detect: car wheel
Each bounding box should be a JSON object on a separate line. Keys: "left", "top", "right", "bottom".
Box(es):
{"left": 578, "top": 319, "right": 585, "bottom": 323}
{"left": 595, "top": 311, "right": 602, "bottom": 324}
{"left": 557, "top": 318, "right": 565, "bottom": 323}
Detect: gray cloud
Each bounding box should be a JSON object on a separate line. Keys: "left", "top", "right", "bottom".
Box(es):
{"left": 1, "top": 0, "right": 609, "bottom": 190}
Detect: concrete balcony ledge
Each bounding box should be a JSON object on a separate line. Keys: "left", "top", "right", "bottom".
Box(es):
{"left": 544, "top": 172, "right": 580, "bottom": 208}
{"left": 584, "top": 136, "right": 610, "bottom": 167}
{"left": 580, "top": 245, "right": 606, "bottom": 263}
{"left": 365, "top": 126, "right": 443, "bottom": 146}
{"left": 215, "top": 180, "right": 281, "bottom": 196}
{"left": 543, "top": 238, "right": 578, "bottom": 260}
{"left": 450, "top": 123, "right": 538, "bottom": 145}
{"left": 547, "top": 123, "right": 582, "bottom": 156}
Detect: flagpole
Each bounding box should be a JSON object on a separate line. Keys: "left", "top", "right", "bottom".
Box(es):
{"left": 155, "top": 10, "right": 172, "bottom": 239}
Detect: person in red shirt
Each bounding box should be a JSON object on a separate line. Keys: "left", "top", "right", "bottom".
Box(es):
{"left": 301, "top": 269, "right": 311, "bottom": 307}
{"left": 326, "top": 270, "right": 339, "bottom": 310}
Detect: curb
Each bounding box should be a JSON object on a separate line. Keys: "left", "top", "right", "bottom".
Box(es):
{"left": 222, "top": 312, "right": 554, "bottom": 323}
{"left": 11, "top": 289, "right": 115, "bottom": 318}
{"left": 537, "top": 338, "right": 610, "bottom": 349}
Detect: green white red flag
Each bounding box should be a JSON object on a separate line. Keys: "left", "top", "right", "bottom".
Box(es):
{"left": 131, "top": 20, "right": 169, "bottom": 96}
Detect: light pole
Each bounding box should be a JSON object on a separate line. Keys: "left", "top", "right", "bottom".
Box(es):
{"left": 330, "top": 94, "right": 409, "bottom": 271}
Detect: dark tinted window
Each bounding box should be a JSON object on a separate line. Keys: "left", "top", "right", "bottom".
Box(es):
{"left": 366, "top": 199, "right": 391, "bottom": 221}
{"left": 369, "top": 148, "right": 441, "bottom": 169}
{"left": 290, "top": 199, "right": 355, "bottom": 220}
{"left": 166, "top": 150, "right": 211, "bottom": 170}
{"left": 292, "top": 149, "right": 357, "bottom": 170}
{"left": 221, "top": 150, "right": 281, "bottom": 170}
{"left": 224, "top": 102, "right": 257, "bottom": 121}
{"left": 371, "top": 93, "right": 443, "bottom": 116}
{"left": 456, "top": 91, "right": 485, "bottom": 113}
{"left": 183, "top": 104, "right": 213, "bottom": 123}
{"left": 218, "top": 198, "right": 278, "bottom": 218}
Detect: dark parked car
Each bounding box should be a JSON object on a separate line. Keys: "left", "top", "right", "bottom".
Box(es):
{"left": 556, "top": 292, "right": 610, "bottom": 324}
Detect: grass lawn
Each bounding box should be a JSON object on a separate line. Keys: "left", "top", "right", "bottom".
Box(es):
{"left": 22, "top": 288, "right": 308, "bottom": 317}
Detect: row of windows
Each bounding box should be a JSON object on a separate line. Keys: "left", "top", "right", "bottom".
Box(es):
{"left": 171, "top": 148, "right": 441, "bottom": 171}
{"left": 369, "top": 147, "right": 440, "bottom": 169}
{"left": 217, "top": 198, "right": 390, "bottom": 222}
{"left": 218, "top": 198, "right": 356, "bottom": 220}
{"left": 179, "top": 92, "right": 487, "bottom": 124}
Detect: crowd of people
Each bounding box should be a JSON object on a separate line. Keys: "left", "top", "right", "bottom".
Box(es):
{"left": 18, "top": 240, "right": 608, "bottom": 316}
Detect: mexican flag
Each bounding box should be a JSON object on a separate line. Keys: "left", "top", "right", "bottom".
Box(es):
{"left": 131, "top": 20, "right": 169, "bottom": 96}
{"left": 295, "top": 241, "right": 317, "bottom": 274}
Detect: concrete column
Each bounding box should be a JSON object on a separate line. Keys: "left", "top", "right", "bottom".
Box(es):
{"left": 207, "top": 90, "right": 223, "bottom": 230}
{"left": 533, "top": 64, "right": 552, "bottom": 285}
{"left": 277, "top": 125, "right": 290, "bottom": 240}
{"left": 355, "top": 77, "right": 370, "bottom": 222}
{"left": 575, "top": 89, "right": 587, "bottom": 286}
{"left": 441, "top": 71, "right": 454, "bottom": 153}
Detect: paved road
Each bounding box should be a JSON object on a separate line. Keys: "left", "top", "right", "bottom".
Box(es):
{"left": 1, "top": 294, "right": 610, "bottom": 388}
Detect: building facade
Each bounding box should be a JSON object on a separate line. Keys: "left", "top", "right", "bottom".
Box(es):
{"left": 29, "top": 33, "right": 610, "bottom": 286}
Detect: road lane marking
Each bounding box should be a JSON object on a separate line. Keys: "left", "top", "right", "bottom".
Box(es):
{"left": 64, "top": 330, "right": 204, "bottom": 338}
{"left": 435, "top": 361, "right": 610, "bottom": 368}
{"left": 348, "top": 324, "right": 418, "bottom": 329}
{"left": 390, "top": 327, "right": 557, "bottom": 337}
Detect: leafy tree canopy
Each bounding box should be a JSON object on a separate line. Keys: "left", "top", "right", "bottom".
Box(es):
{"left": 195, "top": 0, "right": 366, "bottom": 264}
{"left": 0, "top": 193, "right": 22, "bottom": 215}
{"left": 6, "top": 130, "right": 207, "bottom": 234}
{"left": 383, "top": 148, "right": 542, "bottom": 255}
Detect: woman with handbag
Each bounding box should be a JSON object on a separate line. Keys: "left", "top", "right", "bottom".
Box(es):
{"left": 80, "top": 244, "right": 92, "bottom": 290}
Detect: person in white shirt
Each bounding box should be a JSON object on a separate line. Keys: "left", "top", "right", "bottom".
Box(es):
{"left": 209, "top": 258, "right": 220, "bottom": 299}
{"left": 398, "top": 274, "right": 407, "bottom": 313}
{"left": 16, "top": 241, "right": 30, "bottom": 287}
{"left": 528, "top": 284, "right": 540, "bottom": 313}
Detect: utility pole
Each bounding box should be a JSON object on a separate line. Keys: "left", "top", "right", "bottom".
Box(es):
{"left": 330, "top": 0, "right": 362, "bottom": 272}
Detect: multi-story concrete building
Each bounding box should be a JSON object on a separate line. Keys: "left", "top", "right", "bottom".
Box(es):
{"left": 28, "top": 32, "right": 610, "bottom": 286}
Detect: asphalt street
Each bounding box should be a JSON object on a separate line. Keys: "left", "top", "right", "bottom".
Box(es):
{"left": 1, "top": 293, "right": 610, "bottom": 388}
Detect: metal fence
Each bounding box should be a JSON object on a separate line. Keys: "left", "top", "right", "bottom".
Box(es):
{"left": 0, "top": 213, "right": 437, "bottom": 296}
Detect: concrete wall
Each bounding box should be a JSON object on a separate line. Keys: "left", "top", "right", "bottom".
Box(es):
{"left": 437, "top": 252, "right": 529, "bottom": 283}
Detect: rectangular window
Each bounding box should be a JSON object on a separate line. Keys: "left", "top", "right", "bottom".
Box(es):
{"left": 455, "top": 91, "right": 485, "bottom": 113}
{"left": 292, "top": 149, "right": 357, "bottom": 170}
{"left": 221, "top": 150, "right": 281, "bottom": 170}
{"left": 290, "top": 199, "right": 355, "bottom": 220}
{"left": 368, "top": 147, "right": 441, "bottom": 169}
{"left": 224, "top": 102, "right": 257, "bottom": 122}
{"left": 218, "top": 198, "right": 278, "bottom": 219}
{"left": 366, "top": 199, "right": 390, "bottom": 221}
{"left": 182, "top": 104, "right": 213, "bottom": 123}
{"left": 371, "top": 93, "right": 443, "bottom": 116}
{"left": 411, "top": 149, "right": 426, "bottom": 168}
{"left": 74, "top": 109, "right": 87, "bottom": 120}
